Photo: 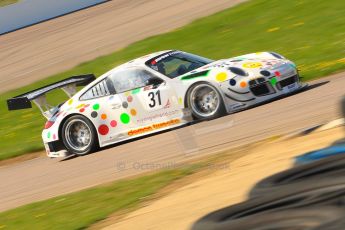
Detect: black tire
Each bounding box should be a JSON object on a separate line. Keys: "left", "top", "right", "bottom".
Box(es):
{"left": 192, "top": 177, "right": 345, "bottom": 230}
{"left": 186, "top": 82, "right": 225, "bottom": 120}
{"left": 249, "top": 154, "right": 345, "bottom": 198}
{"left": 61, "top": 115, "right": 98, "bottom": 156}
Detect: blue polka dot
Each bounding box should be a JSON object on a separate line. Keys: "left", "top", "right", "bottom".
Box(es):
{"left": 229, "top": 79, "right": 236, "bottom": 86}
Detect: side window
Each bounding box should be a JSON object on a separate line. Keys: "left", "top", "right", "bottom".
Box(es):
{"left": 109, "top": 68, "right": 162, "bottom": 93}
{"left": 80, "top": 79, "right": 110, "bottom": 100}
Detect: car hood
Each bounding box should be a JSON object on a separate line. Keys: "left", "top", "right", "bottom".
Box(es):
{"left": 178, "top": 52, "right": 295, "bottom": 80}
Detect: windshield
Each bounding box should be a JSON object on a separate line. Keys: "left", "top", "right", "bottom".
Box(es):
{"left": 146, "top": 51, "right": 213, "bottom": 78}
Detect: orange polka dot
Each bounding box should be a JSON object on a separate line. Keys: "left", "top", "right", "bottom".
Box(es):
{"left": 101, "top": 114, "right": 107, "bottom": 120}
{"left": 130, "top": 109, "right": 137, "bottom": 116}
{"left": 240, "top": 81, "right": 247, "bottom": 88}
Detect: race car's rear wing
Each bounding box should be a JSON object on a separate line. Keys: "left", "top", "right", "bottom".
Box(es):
{"left": 7, "top": 74, "right": 95, "bottom": 119}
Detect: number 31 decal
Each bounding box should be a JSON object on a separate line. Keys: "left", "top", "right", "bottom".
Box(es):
{"left": 148, "top": 90, "right": 162, "bottom": 108}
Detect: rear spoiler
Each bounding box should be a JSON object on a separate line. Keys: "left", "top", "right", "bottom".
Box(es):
{"left": 7, "top": 74, "right": 95, "bottom": 118}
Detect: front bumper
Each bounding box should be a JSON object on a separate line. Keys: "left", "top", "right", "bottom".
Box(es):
{"left": 223, "top": 74, "right": 306, "bottom": 113}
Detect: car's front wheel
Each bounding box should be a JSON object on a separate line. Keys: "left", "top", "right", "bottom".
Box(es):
{"left": 61, "top": 115, "right": 98, "bottom": 156}
{"left": 187, "top": 83, "right": 225, "bottom": 120}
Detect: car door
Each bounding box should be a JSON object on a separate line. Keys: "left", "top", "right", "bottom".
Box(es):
{"left": 108, "top": 67, "right": 183, "bottom": 138}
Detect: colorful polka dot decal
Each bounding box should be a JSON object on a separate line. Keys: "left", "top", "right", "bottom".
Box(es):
{"left": 98, "top": 125, "right": 109, "bottom": 135}
{"left": 229, "top": 79, "right": 236, "bottom": 86}
{"left": 178, "top": 97, "right": 183, "bottom": 105}
{"left": 127, "top": 96, "right": 133, "bottom": 102}
{"left": 270, "top": 77, "right": 277, "bottom": 86}
{"left": 240, "top": 81, "right": 247, "bottom": 88}
{"left": 216, "top": 72, "right": 227, "bottom": 82}
{"left": 130, "top": 109, "right": 137, "bottom": 116}
{"left": 77, "top": 104, "right": 90, "bottom": 113}
{"left": 120, "top": 113, "right": 130, "bottom": 124}
{"left": 122, "top": 101, "right": 128, "bottom": 108}
{"left": 132, "top": 88, "right": 141, "bottom": 94}
{"left": 101, "top": 114, "right": 107, "bottom": 120}
{"left": 76, "top": 104, "right": 84, "bottom": 109}
{"left": 110, "top": 120, "right": 117, "bottom": 127}
{"left": 91, "top": 111, "right": 98, "bottom": 118}
{"left": 242, "top": 62, "right": 263, "bottom": 68}
{"left": 68, "top": 99, "right": 73, "bottom": 105}
{"left": 47, "top": 132, "right": 51, "bottom": 138}
{"left": 93, "top": 104, "right": 100, "bottom": 110}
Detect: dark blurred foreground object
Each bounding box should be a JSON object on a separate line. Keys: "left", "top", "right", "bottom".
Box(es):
{"left": 249, "top": 155, "right": 345, "bottom": 198}
{"left": 192, "top": 207, "right": 345, "bottom": 230}
{"left": 192, "top": 98, "right": 345, "bottom": 230}
{"left": 342, "top": 96, "right": 345, "bottom": 118}
{"left": 294, "top": 96, "right": 345, "bottom": 164}
{"left": 192, "top": 156, "right": 345, "bottom": 230}
{"left": 192, "top": 175, "right": 345, "bottom": 230}
{"left": 295, "top": 145, "right": 345, "bottom": 164}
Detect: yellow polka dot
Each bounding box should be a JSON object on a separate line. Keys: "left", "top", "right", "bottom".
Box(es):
{"left": 243, "top": 62, "right": 263, "bottom": 68}
{"left": 216, "top": 72, "right": 227, "bottom": 82}
{"left": 124, "top": 91, "right": 131, "bottom": 96}
{"left": 178, "top": 98, "right": 183, "bottom": 105}
{"left": 130, "top": 109, "right": 137, "bottom": 116}
{"left": 76, "top": 104, "right": 85, "bottom": 109}
{"left": 68, "top": 99, "right": 73, "bottom": 105}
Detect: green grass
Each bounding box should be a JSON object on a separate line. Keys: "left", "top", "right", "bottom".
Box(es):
{"left": 1, "top": 0, "right": 345, "bottom": 160}
{"left": 0, "top": 167, "right": 196, "bottom": 230}
{"left": 0, "top": 0, "right": 18, "bottom": 7}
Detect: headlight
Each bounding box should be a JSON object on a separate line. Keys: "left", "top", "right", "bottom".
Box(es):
{"left": 229, "top": 67, "right": 248, "bottom": 76}
{"left": 260, "top": 70, "right": 271, "bottom": 77}
{"left": 269, "top": 52, "right": 286, "bottom": 59}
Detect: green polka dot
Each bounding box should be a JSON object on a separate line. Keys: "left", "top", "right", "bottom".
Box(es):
{"left": 120, "top": 113, "right": 130, "bottom": 124}
{"left": 93, "top": 103, "right": 100, "bottom": 110}
{"left": 47, "top": 132, "right": 51, "bottom": 139}
{"left": 132, "top": 88, "right": 141, "bottom": 94}
{"left": 270, "top": 77, "right": 277, "bottom": 86}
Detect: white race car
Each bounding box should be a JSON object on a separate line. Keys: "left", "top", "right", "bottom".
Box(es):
{"left": 7, "top": 50, "right": 306, "bottom": 158}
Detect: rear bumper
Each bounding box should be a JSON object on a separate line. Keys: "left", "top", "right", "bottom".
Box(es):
{"left": 43, "top": 141, "right": 69, "bottom": 158}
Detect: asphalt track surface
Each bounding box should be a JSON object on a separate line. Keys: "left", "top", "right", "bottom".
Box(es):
{"left": 0, "top": 0, "right": 247, "bottom": 93}
{"left": 0, "top": 73, "right": 344, "bottom": 212}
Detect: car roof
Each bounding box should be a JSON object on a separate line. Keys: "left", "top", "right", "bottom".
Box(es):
{"left": 97, "top": 50, "right": 173, "bottom": 79}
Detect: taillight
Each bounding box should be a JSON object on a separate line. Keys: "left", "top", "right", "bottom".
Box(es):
{"left": 44, "top": 121, "right": 54, "bottom": 129}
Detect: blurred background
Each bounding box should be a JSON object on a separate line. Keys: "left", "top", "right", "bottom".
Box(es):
{"left": 0, "top": 0, "right": 344, "bottom": 229}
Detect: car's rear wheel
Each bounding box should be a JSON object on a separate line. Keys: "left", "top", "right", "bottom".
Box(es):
{"left": 187, "top": 83, "right": 225, "bottom": 120}
{"left": 61, "top": 115, "right": 98, "bottom": 156}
